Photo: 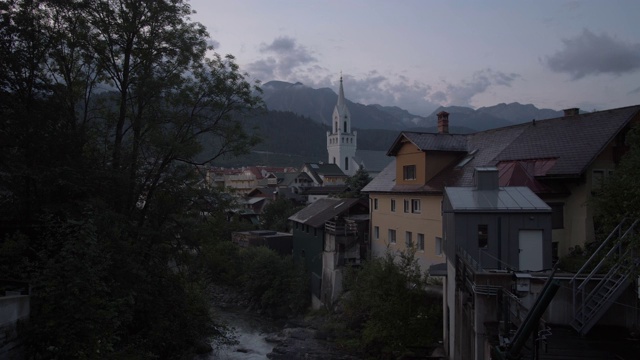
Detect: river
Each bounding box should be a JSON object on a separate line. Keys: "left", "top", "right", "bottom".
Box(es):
{"left": 198, "top": 306, "right": 280, "bottom": 360}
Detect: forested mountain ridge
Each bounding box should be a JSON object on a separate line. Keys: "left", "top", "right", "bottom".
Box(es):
{"left": 261, "top": 80, "right": 564, "bottom": 132}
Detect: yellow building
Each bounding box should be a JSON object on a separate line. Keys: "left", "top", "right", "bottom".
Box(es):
{"left": 363, "top": 106, "right": 640, "bottom": 272}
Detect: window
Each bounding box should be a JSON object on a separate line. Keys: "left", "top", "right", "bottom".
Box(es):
{"left": 435, "top": 236, "right": 442, "bottom": 255}
{"left": 345, "top": 157, "right": 349, "bottom": 171}
{"left": 478, "top": 224, "right": 488, "bottom": 248}
{"left": 391, "top": 199, "right": 396, "bottom": 212}
{"left": 333, "top": 157, "right": 336, "bottom": 164}
{"left": 404, "top": 199, "right": 410, "bottom": 213}
{"left": 411, "top": 199, "right": 421, "bottom": 213}
{"left": 388, "top": 229, "right": 396, "bottom": 244}
{"left": 592, "top": 169, "right": 615, "bottom": 191}
{"left": 548, "top": 202, "right": 564, "bottom": 229}
{"left": 417, "top": 233, "right": 425, "bottom": 251}
{"left": 374, "top": 226, "right": 380, "bottom": 240}
{"left": 344, "top": 121, "right": 347, "bottom": 132}
{"left": 373, "top": 198, "right": 378, "bottom": 210}
{"left": 403, "top": 165, "right": 417, "bottom": 180}
{"left": 405, "top": 231, "right": 413, "bottom": 248}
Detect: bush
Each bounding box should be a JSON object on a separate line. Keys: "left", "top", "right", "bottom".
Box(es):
{"left": 339, "top": 250, "right": 442, "bottom": 357}
{"left": 240, "top": 246, "right": 309, "bottom": 317}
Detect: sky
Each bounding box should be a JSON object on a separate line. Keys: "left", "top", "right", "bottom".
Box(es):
{"left": 188, "top": 0, "right": 640, "bottom": 117}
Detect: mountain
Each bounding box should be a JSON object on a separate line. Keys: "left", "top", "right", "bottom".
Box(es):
{"left": 260, "top": 80, "right": 564, "bottom": 133}
{"left": 262, "top": 81, "right": 407, "bottom": 130}
{"left": 476, "top": 103, "right": 562, "bottom": 124}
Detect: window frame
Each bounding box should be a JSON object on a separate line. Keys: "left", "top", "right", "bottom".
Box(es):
{"left": 478, "top": 224, "right": 488, "bottom": 248}
{"left": 391, "top": 199, "right": 396, "bottom": 212}
{"left": 388, "top": 229, "right": 396, "bottom": 244}
{"left": 403, "top": 199, "right": 410, "bottom": 213}
{"left": 403, "top": 165, "right": 417, "bottom": 181}
{"left": 417, "top": 233, "right": 425, "bottom": 251}
{"left": 374, "top": 226, "right": 380, "bottom": 240}
{"left": 405, "top": 231, "right": 413, "bottom": 248}
{"left": 411, "top": 199, "right": 421, "bottom": 213}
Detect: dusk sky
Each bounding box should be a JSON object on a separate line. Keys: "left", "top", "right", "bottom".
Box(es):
{"left": 189, "top": 0, "right": 640, "bottom": 116}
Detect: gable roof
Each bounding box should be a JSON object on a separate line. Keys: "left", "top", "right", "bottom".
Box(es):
{"left": 364, "top": 104, "right": 640, "bottom": 194}
{"left": 303, "top": 162, "right": 347, "bottom": 184}
{"left": 387, "top": 132, "right": 467, "bottom": 156}
{"left": 288, "top": 198, "right": 365, "bottom": 228}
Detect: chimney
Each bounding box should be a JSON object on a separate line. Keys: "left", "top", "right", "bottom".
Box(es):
{"left": 563, "top": 108, "right": 580, "bottom": 117}
{"left": 437, "top": 111, "right": 449, "bottom": 134}
{"left": 474, "top": 167, "right": 499, "bottom": 191}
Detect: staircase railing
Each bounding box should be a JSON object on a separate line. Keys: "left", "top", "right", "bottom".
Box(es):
{"left": 570, "top": 218, "right": 639, "bottom": 334}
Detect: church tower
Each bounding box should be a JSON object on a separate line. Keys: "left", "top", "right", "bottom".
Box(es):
{"left": 327, "top": 76, "right": 357, "bottom": 176}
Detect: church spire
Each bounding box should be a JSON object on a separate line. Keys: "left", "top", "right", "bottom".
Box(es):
{"left": 337, "top": 75, "right": 346, "bottom": 110}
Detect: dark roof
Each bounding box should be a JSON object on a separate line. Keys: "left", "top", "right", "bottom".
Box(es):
{"left": 303, "top": 162, "right": 347, "bottom": 185}
{"left": 288, "top": 198, "right": 365, "bottom": 228}
{"left": 444, "top": 186, "right": 551, "bottom": 212}
{"left": 387, "top": 132, "right": 467, "bottom": 156}
{"left": 364, "top": 105, "right": 640, "bottom": 194}
{"left": 303, "top": 185, "right": 348, "bottom": 195}
{"left": 493, "top": 106, "right": 639, "bottom": 176}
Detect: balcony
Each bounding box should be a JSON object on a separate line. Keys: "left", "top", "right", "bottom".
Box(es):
{"left": 324, "top": 219, "right": 357, "bottom": 236}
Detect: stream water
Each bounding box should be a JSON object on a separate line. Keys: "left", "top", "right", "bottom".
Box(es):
{"left": 200, "top": 307, "right": 280, "bottom": 360}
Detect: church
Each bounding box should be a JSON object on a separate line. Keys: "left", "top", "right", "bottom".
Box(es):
{"left": 326, "top": 77, "right": 391, "bottom": 177}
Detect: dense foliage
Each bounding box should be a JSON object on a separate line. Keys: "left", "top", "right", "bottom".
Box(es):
{"left": 260, "top": 197, "right": 303, "bottom": 232}
{"left": 341, "top": 166, "right": 373, "bottom": 198}
{"left": 0, "top": 0, "right": 262, "bottom": 358}
{"left": 592, "top": 125, "right": 640, "bottom": 231}
{"left": 335, "top": 251, "right": 443, "bottom": 357}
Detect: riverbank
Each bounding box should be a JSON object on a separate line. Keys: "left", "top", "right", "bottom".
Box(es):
{"left": 202, "top": 285, "right": 358, "bottom": 359}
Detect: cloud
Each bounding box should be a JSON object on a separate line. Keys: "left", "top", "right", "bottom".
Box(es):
{"left": 246, "top": 36, "right": 318, "bottom": 80}
{"left": 545, "top": 29, "right": 640, "bottom": 79}
{"left": 432, "top": 69, "right": 521, "bottom": 107}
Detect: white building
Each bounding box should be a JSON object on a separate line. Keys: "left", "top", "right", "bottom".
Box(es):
{"left": 326, "top": 76, "right": 391, "bottom": 177}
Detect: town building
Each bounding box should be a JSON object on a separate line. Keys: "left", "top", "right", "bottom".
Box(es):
{"left": 288, "top": 198, "right": 369, "bottom": 308}
{"left": 363, "top": 105, "right": 640, "bottom": 273}
{"left": 326, "top": 77, "right": 392, "bottom": 177}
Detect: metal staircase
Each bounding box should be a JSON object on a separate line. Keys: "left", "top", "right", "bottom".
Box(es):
{"left": 570, "top": 218, "right": 639, "bottom": 335}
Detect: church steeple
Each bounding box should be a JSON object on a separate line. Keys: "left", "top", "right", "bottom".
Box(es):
{"left": 337, "top": 76, "right": 346, "bottom": 111}
{"left": 327, "top": 75, "right": 357, "bottom": 175}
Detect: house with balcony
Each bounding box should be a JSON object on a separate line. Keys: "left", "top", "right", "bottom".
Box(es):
{"left": 363, "top": 105, "right": 640, "bottom": 273}
{"left": 288, "top": 198, "right": 369, "bottom": 308}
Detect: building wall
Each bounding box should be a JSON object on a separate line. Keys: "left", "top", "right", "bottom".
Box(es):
{"left": 546, "top": 140, "right": 620, "bottom": 258}
{"left": 292, "top": 224, "right": 324, "bottom": 278}
{"left": 370, "top": 193, "right": 444, "bottom": 270}
{"left": 395, "top": 143, "right": 426, "bottom": 185}
{"left": 450, "top": 212, "right": 552, "bottom": 271}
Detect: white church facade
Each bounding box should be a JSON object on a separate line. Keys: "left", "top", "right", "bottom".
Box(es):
{"left": 326, "top": 77, "right": 391, "bottom": 177}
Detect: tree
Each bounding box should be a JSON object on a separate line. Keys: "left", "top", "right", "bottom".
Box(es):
{"left": 260, "top": 196, "right": 302, "bottom": 232}
{"left": 592, "top": 124, "right": 640, "bottom": 234}
{"left": 341, "top": 165, "right": 373, "bottom": 198}
{"left": 340, "top": 250, "right": 442, "bottom": 356}
{"left": 0, "top": 1, "right": 263, "bottom": 358}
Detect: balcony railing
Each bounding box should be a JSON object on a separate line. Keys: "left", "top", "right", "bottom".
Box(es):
{"left": 325, "top": 220, "right": 357, "bottom": 235}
